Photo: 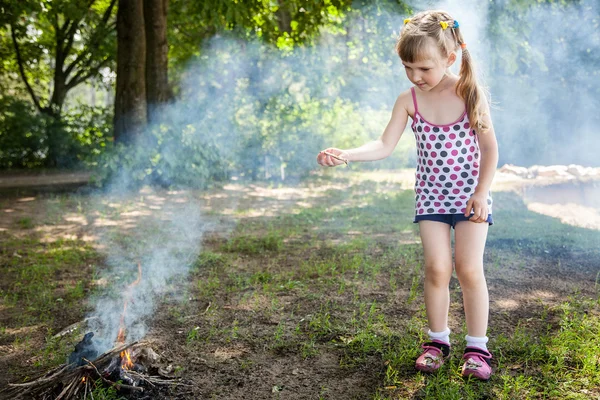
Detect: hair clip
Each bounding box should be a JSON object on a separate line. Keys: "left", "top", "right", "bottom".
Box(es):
{"left": 404, "top": 18, "right": 411, "bottom": 24}
{"left": 460, "top": 43, "right": 467, "bottom": 49}
{"left": 453, "top": 20, "right": 460, "bottom": 29}
{"left": 440, "top": 21, "right": 449, "bottom": 30}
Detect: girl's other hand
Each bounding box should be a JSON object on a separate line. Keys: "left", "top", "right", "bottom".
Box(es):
{"left": 317, "top": 148, "right": 349, "bottom": 167}
{"left": 464, "top": 191, "right": 489, "bottom": 223}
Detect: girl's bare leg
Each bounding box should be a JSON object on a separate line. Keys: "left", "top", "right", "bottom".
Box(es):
{"left": 454, "top": 221, "right": 489, "bottom": 337}
{"left": 418, "top": 221, "right": 453, "bottom": 333}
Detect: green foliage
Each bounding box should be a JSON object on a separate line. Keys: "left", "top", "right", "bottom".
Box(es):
{"left": 0, "top": 97, "right": 49, "bottom": 168}
{"left": 2, "top": 0, "right": 417, "bottom": 174}
{"left": 62, "top": 104, "right": 113, "bottom": 166}
{"left": 0, "top": 96, "right": 112, "bottom": 168}
{"left": 92, "top": 120, "right": 228, "bottom": 188}
{"left": 0, "top": 0, "right": 116, "bottom": 167}
{"left": 1, "top": 0, "right": 117, "bottom": 112}
{"left": 168, "top": 0, "right": 355, "bottom": 74}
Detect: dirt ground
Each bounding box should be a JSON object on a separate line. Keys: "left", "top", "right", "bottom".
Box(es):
{"left": 1, "top": 169, "right": 599, "bottom": 399}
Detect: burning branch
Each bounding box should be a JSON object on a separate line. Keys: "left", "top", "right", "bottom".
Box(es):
{"left": 83, "top": 357, "right": 144, "bottom": 393}
{"left": 1, "top": 341, "right": 183, "bottom": 400}
{"left": 0, "top": 262, "right": 186, "bottom": 399}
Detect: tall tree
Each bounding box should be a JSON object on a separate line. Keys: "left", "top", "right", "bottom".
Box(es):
{"left": 114, "top": 0, "right": 146, "bottom": 143}
{"left": 1, "top": 0, "right": 117, "bottom": 166}
{"left": 4, "top": 0, "right": 117, "bottom": 118}
{"left": 144, "top": 0, "right": 171, "bottom": 119}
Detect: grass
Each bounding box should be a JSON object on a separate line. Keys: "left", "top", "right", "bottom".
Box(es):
{"left": 182, "top": 173, "right": 600, "bottom": 399}
{"left": 0, "top": 235, "right": 102, "bottom": 384}
{"left": 0, "top": 236, "right": 99, "bottom": 326}
{"left": 1, "top": 171, "right": 599, "bottom": 399}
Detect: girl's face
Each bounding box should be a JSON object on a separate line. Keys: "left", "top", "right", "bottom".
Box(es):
{"left": 402, "top": 49, "right": 456, "bottom": 91}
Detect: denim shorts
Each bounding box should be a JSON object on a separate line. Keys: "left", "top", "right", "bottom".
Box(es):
{"left": 413, "top": 213, "right": 493, "bottom": 228}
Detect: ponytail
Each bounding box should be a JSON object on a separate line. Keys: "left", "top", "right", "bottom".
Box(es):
{"left": 454, "top": 28, "right": 489, "bottom": 134}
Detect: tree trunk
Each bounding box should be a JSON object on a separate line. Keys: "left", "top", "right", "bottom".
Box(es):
{"left": 49, "top": 73, "right": 67, "bottom": 116}
{"left": 114, "top": 0, "right": 147, "bottom": 143}
{"left": 275, "top": 0, "right": 292, "bottom": 34}
{"left": 144, "top": 0, "right": 171, "bottom": 121}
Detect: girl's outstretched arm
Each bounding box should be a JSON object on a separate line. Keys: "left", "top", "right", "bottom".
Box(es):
{"left": 317, "top": 90, "right": 411, "bottom": 167}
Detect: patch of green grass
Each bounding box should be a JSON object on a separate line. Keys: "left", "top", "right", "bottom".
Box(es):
{"left": 193, "top": 251, "right": 228, "bottom": 271}
{"left": 299, "top": 254, "right": 364, "bottom": 280}
{"left": 491, "top": 297, "right": 600, "bottom": 399}
{"left": 186, "top": 326, "right": 202, "bottom": 343}
{"left": 222, "top": 231, "right": 284, "bottom": 254}
{"left": 373, "top": 297, "right": 600, "bottom": 400}
{"left": 0, "top": 235, "right": 99, "bottom": 326}
{"left": 17, "top": 217, "right": 34, "bottom": 229}
{"left": 32, "top": 330, "right": 76, "bottom": 370}
{"left": 196, "top": 269, "right": 221, "bottom": 298}
{"left": 89, "top": 379, "right": 127, "bottom": 400}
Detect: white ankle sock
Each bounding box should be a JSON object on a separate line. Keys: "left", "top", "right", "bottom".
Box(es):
{"left": 465, "top": 335, "right": 488, "bottom": 351}
{"left": 428, "top": 327, "right": 451, "bottom": 345}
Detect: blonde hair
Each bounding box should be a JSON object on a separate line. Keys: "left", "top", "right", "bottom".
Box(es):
{"left": 396, "top": 10, "right": 489, "bottom": 134}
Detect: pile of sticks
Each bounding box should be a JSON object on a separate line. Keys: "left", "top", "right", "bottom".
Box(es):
{"left": 1, "top": 341, "right": 181, "bottom": 400}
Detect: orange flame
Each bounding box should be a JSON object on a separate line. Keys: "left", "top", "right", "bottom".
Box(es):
{"left": 120, "top": 349, "right": 134, "bottom": 370}
{"left": 116, "top": 261, "right": 142, "bottom": 344}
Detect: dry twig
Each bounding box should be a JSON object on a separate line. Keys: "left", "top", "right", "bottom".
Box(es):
{"left": 322, "top": 151, "right": 348, "bottom": 165}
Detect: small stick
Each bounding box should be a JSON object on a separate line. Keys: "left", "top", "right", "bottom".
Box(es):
{"left": 8, "top": 365, "right": 70, "bottom": 387}
{"left": 125, "top": 370, "right": 155, "bottom": 387}
{"left": 322, "top": 151, "right": 348, "bottom": 165}
{"left": 55, "top": 376, "right": 78, "bottom": 400}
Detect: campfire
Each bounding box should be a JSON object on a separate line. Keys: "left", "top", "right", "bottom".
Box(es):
{"left": 1, "top": 262, "right": 185, "bottom": 399}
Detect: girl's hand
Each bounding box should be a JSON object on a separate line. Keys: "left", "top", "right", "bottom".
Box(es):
{"left": 464, "top": 191, "right": 489, "bottom": 223}
{"left": 317, "top": 148, "right": 349, "bottom": 167}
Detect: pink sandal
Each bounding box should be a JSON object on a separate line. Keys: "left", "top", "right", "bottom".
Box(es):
{"left": 461, "top": 347, "right": 493, "bottom": 380}
{"left": 415, "top": 340, "right": 450, "bottom": 372}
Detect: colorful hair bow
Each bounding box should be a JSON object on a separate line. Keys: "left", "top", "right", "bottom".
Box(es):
{"left": 453, "top": 20, "right": 460, "bottom": 28}
{"left": 440, "top": 21, "right": 449, "bottom": 30}
{"left": 404, "top": 18, "right": 411, "bottom": 24}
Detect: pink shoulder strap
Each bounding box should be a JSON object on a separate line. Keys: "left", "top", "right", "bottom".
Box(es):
{"left": 410, "top": 87, "right": 419, "bottom": 114}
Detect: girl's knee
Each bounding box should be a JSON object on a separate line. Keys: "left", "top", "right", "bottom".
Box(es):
{"left": 455, "top": 263, "right": 485, "bottom": 287}
{"left": 425, "top": 262, "right": 452, "bottom": 287}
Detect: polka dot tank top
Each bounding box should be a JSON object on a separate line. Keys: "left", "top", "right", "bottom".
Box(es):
{"left": 411, "top": 87, "right": 493, "bottom": 216}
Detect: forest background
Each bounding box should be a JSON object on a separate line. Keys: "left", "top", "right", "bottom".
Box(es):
{"left": 2, "top": 0, "right": 598, "bottom": 186}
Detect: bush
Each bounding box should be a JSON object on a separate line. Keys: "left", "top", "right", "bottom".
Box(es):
{"left": 0, "top": 96, "right": 112, "bottom": 169}
{"left": 92, "top": 122, "right": 229, "bottom": 189}
{"left": 0, "top": 97, "right": 50, "bottom": 168}
{"left": 62, "top": 104, "right": 113, "bottom": 167}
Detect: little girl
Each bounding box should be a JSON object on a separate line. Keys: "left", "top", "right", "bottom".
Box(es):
{"left": 317, "top": 10, "right": 499, "bottom": 381}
